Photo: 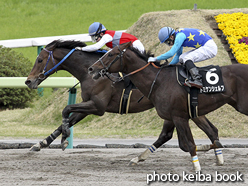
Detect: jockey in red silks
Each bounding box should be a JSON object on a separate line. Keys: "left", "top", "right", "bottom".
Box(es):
{"left": 76, "top": 22, "right": 145, "bottom": 53}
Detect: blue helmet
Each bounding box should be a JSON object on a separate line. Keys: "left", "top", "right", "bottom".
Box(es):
{"left": 158, "top": 27, "right": 175, "bottom": 43}
{"left": 88, "top": 22, "right": 107, "bottom": 36}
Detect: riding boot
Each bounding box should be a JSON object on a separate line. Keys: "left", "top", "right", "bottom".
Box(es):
{"left": 185, "top": 60, "right": 203, "bottom": 89}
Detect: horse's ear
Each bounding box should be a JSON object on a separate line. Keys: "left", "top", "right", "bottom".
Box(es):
{"left": 123, "top": 41, "right": 132, "bottom": 49}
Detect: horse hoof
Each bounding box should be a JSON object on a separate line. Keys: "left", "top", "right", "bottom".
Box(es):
{"left": 128, "top": 157, "right": 139, "bottom": 166}
{"left": 128, "top": 161, "right": 138, "bottom": 166}
{"left": 29, "top": 143, "right": 41, "bottom": 152}
{"left": 62, "top": 140, "right": 69, "bottom": 151}
{"left": 216, "top": 157, "right": 224, "bottom": 166}
{"left": 214, "top": 140, "right": 224, "bottom": 148}
{"left": 217, "top": 162, "right": 224, "bottom": 166}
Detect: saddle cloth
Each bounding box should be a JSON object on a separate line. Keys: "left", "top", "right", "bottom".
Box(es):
{"left": 176, "top": 65, "right": 225, "bottom": 118}
{"left": 176, "top": 65, "right": 225, "bottom": 93}
{"left": 118, "top": 72, "right": 137, "bottom": 114}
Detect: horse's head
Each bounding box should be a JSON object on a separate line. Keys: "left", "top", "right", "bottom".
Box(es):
{"left": 25, "top": 40, "right": 86, "bottom": 89}
{"left": 25, "top": 41, "right": 59, "bottom": 89}
{"left": 88, "top": 42, "right": 131, "bottom": 80}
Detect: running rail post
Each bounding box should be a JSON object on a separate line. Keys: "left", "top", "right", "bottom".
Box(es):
{"left": 66, "top": 87, "right": 77, "bottom": 149}
{"left": 37, "top": 46, "right": 44, "bottom": 97}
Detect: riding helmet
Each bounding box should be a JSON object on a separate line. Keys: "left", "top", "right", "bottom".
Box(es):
{"left": 88, "top": 22, "right": 107, "bottom": 36}
{"left": 158, "top": 27, "right": 175, "bottom": 43}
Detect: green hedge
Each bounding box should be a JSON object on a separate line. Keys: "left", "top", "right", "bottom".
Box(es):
{"left": 0, "top": 46, "right": 37, "bottom": 109}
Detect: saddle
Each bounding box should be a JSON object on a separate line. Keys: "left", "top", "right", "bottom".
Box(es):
{"left": 176, "top": 65, "right": 225, "bottom": 118}
{"left": 118, "top": 72, "right": 137, "bottom": 114}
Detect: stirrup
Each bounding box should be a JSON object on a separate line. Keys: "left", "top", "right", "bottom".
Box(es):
{"left": 188, "top": 81, "right": 203, "bottom": 89}
{"left": 184, "top": 79, "right": 192, "bottom": 87}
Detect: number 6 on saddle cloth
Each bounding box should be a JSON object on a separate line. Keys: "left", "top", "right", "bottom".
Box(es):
{"left": 176, "top": 65, "right": 225, "bottom": 118}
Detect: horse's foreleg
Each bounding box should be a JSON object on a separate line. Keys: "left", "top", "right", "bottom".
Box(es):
{"left": 128, "top": 120, "right": 175, "bottom": 166}
{"left": 61, "top": 100, "right": 105, "bottom": 150}
{"left": 175, "top": 116, "right": 201, "bottom": 171}
{"left": 61, "top": 117, "right": 70, "bottom": 150}
{"left": 30, "top": 125, "right": 62, "bottom": 151}
{"left": 30, "top": 113, "right": 86, "bottom": 151}
{"left": 61, "top": 104, "right": 77, "bottom": 150}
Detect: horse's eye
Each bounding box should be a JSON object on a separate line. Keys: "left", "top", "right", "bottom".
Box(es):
{"left": 108, "top": 53, "right": 113, "bottom": 57}
{"left": 38, "top": 59, "right": 43, "bottom": 63}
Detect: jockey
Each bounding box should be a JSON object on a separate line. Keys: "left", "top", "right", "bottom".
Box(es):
{"left": 148, "top": 27, "right": 218, "bottom": 89}
{"left": 76, "top": 22, "right": 145, "bottom": 53}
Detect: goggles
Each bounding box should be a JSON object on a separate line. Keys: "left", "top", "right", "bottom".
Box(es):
{"left": 91, "top": 23, "right": 103, "bottom": 42}
{"left": 91, "top": 34, "right": 102, "bottom": 43}
{"left": 164, "top": 38, "right": 173, "bottom": 46}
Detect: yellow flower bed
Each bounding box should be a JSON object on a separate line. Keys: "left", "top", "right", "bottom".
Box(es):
{"left": 215, "top": 12, "right": 248, "bottom": 64}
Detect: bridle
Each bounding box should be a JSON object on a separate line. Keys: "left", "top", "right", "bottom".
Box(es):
{"left": 38, "top": 48, "right": 75, "bottom": 80}
{"left": 97, "top": 45, "right": 160, "bottom": 83}
{"left": 97, "top": 45, "right": 126, "bottom": 78}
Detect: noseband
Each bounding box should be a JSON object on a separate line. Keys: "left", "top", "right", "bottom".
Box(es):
{"left": 38, "top": 48, "right": 75, "bottom": 80}
{"left": 98, "top": 45, "right": 126, "bottom": 77}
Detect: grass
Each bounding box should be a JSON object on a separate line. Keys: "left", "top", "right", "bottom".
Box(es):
{"left": 0, "top": 1, "right": 248, "bottom": 139}
{"left": 0, "top": 0, "right": 247, "bottom": 66}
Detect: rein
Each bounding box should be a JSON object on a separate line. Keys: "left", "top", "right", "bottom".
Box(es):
{"left": 123, "top": 61, "right": 160, "bottom": 78}
{"left": 98, "top": 46, "right": 161, "bottom": 83}
{"left": 38, "top": 48, "right": 75, "bottom": 79}
{"left": 113, "top": 61, "right": 161, "bottom": 83}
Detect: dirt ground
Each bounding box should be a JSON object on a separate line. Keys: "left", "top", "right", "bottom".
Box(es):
{"left": 0, "top": 148, "right": 247, "bottom": 186}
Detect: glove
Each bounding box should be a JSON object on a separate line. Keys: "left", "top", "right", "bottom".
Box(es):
{"left": 75, "top": 47, "right": 83, "bottom": 50}
{"left": 148, "top": 57, "right": 157, "bottom": 62}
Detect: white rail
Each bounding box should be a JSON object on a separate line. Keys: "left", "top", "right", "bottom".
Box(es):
{"left": 0, "top": 34, "right": 91, "bottom": 48}
{"left": 0, "top": 30, "right": 126, "bottom": 48}
{"left": 0, "top": 77, "right": 80, "bottom": 88}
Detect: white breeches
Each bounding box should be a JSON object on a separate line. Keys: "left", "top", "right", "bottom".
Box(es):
{"left": 179, "top": 39, "right": 217, "bottom": 63}
{"left": 132, "top": 40, "right": 145, "bottom": 54}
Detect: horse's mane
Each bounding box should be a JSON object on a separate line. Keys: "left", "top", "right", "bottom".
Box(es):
{"left": 46, "top": 40, "right": 87, "bottom": 49}
{"left": 129, "top": 46, "right": 154, "bottom": 61}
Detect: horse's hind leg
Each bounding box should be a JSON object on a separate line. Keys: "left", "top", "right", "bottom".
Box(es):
{"left": 192, "top": 116, "right": 224, "bottom": 165}
{"left": 128, "top": 116, "right": 224, "bottom": 166}
{"left": 30, "top": 113, "right": 86, "bottom": 151}
{"left": 129, "top": 120, "right": 175, "bottom": 166}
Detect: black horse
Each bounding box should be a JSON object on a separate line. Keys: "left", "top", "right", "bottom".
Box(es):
{"left": 25, "top": 40, "right": 223, "bottom": 166}
{"left": 88, "top": 41, "right": 246, "bottom": 171}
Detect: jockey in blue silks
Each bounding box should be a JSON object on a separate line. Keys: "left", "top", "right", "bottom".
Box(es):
{"left": 148, "top": 27, "right": 217, "bottom": 89}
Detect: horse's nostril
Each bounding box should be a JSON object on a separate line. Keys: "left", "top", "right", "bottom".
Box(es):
{"left": 88, "top": 67, "right": 93, "bottom": 72}
{"left": 25, "top": 80, "right": 31, "bottom": 85}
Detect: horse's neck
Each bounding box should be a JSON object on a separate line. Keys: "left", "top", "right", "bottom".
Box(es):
{"left": 122, "top": 56, "right": 159, "bottom": 98}
{"left": 57, "top": 50, "right": 92, "bottom": 81}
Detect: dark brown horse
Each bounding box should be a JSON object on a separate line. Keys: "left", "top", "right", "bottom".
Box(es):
{"left": 25, "top": 40, "right": 222, "bottom": 166}
{"left": 88, "top": 41, "right": 246, "bottom": 171}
